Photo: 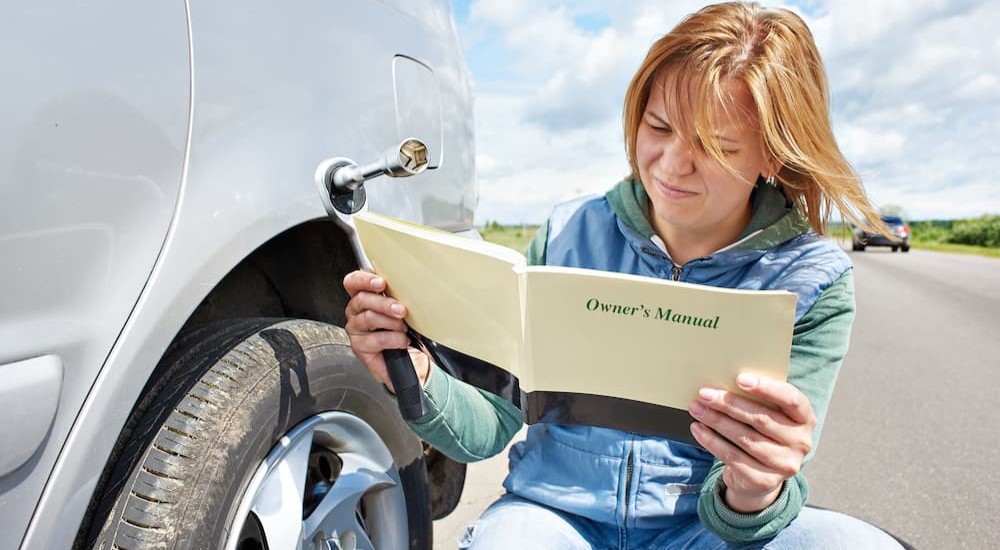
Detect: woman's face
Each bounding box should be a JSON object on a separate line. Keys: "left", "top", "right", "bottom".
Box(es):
{"left": 636, "top": 72, "right": 777, "bottom": 247}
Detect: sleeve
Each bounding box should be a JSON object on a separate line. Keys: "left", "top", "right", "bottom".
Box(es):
{"left": 697, "top": 269, "right": 856, "bottom": 542}
{"left": 406, "top": 362, "right": 524, "bottom": 462}
{"left": 524, "top": 220, "right": 549, "bottom": 265}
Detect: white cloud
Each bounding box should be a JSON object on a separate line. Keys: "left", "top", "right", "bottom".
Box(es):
{"left": 475, "top": 153, "right": 498, "bottom": 173}
{"left": 836, "top": 123, "right": 907, "bottom": 167}
{"left": 470, "top": 89, "right": 629, "bottom": 223}
{"left": 956, "top": 73, "right": 1000, "bottom": 100}
{"left": 467, "top": 0, "right": 532, "bottom": 26}
{"left": 459, "top": 0, "right": 1000, "bottom": 223}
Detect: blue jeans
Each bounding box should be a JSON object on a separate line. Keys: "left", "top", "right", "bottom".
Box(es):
{"left": 456, "top": 493, "right": 903, "bottom": 549}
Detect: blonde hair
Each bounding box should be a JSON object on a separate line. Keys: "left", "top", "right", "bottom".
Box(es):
{"left": 623, "top": 2, "right": 885, "bottom": 235}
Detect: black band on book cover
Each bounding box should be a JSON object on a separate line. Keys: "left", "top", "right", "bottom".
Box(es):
{"left": 525, "top": 391, "right": 699, "bottom": 448}
{"left": 416, "top": 334, "right": 699, "bottom": 447}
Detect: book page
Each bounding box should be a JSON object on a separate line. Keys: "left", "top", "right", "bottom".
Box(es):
{"left": 354, "top": 212, "right": 526, "bottom": 376}
{"left": 520, "top": 266, "right": 795, "bottom": 410}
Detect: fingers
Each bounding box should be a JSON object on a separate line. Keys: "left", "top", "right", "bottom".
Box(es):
{"left": 343, "top": 270, "right": 386, "bottom": 297}
{"left": 689, "top": 396, "right": 803, "bottom": 479}
{"left": 349, "top": 327, "right": 412, "bottom": 355}
{"left": 343, "top": 270, "right": 408, "bottom": 334}
{"left": 345, "top": 294, "right": 407, "bottom": 334}
{"left": 736, "top": 373, "right": 815, "bottom": 426}
{"left": 694, "top": 387, "right": 802, "bottom": 445}
{"left": 342, "top": 269, "right": 415, "bottom": 383}
{"left": 688, "top": 376, "right": 816, "bottom": 483}
{"left": 689, "top": 422, "right": 784, "bottom": 491}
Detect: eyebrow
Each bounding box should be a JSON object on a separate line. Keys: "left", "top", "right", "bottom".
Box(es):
{"left": 645, "top": 111, "right": 741, "bottom": 144}
{"left": 714, "top": 134, "right": 740, "bottom": 144}
{"left": 645, "top": 111, "right": 670, "bottom": 126}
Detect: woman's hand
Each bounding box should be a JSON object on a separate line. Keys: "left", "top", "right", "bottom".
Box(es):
{"left": 688, "top": 373, "right": 816, "bottom": 513}
{"left": 343, "top": 270, "right": 430, "bottom": 392}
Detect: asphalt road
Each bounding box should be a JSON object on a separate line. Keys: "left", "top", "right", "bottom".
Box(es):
{"left": 433, "top": 246, "right": 1000, "bottom": 549}
{"left": 806, "top": 247, "right": 1000, "bottom": 549}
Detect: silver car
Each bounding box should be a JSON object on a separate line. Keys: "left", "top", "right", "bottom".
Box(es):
{"left": 1, "top": 1, "right": 474, "bottom": 548}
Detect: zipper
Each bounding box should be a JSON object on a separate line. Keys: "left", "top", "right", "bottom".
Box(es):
{"left": 646, "top": 232, "right": 757, "bottom": 282}
{"left": 640, "top": 242, "right": 684, "bottom": 281}
{"left": 623, "top": 448, "right": 634, "bottom": 526}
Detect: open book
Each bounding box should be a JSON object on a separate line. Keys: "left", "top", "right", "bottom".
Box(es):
{"left": 354, "top": 211, "right": 797, "bottom": 444}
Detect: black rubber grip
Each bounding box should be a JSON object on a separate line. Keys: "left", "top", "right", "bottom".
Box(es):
{"left": 383, "top": 348, "right": 428, "bottom": 420}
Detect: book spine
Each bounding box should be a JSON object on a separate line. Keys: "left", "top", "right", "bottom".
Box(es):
{"left": 515, "top": 266, "right": 533, "bottom": 392}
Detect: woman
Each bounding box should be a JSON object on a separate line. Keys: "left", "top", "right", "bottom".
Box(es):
{"left": 344, "top": 2, "right": 902, "bottom": 547}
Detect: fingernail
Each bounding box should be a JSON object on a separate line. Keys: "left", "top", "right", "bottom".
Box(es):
{"left": 698, "top": 388, "right": 720, "bottom": 401}
{"left": 737, "top": 373, "right": 758, "bottom": 389}
{"left": 390, "top": 303, "right": 405, "bottom": 316}
{"left": 689, "top": 401, "right": 706, "bottom": 417}
{"left": 371, "top": 277, "right": 384, "bottom": 288}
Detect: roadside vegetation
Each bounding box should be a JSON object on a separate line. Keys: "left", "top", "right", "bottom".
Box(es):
{"left": 908, "top": 215, "right": 1000, "bottom": 258}
{"left": 483, "top": 215, "right": 1000, "bottom": 259}
{"left": 479, "top": 220, "right": 540, "bottom": 252}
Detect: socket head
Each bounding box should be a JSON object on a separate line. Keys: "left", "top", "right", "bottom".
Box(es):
{"left": 395, "top": 138, "right": 429, "bottom": 175}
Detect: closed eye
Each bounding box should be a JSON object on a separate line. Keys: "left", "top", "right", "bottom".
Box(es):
{"left": 645, "top": 118, "right": 673, "bottom": 134}
{"left": 695, "top": 136, "right": 739, "bottom": 157}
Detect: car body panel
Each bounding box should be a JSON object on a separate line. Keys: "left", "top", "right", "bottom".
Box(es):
{"left": 2, "top": 1, "right": 475, "bottom": 548}
{"left": 0, "top": 3, "right": 189, "bottom": 547}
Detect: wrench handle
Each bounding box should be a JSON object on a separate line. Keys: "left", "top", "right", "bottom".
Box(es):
{"left": 383, "top": 347, "right": 428, "bottom": 420}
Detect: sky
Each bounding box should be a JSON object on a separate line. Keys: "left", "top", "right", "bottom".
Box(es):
{"left": 450, "top": 0, "right": 1000, "bottom": 224}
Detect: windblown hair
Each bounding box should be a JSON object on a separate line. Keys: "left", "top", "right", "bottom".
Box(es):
{"left": 623, "top": 1, "right": 885, "bottom": 235}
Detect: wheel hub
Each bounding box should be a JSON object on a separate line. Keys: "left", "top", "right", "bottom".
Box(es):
{"left": 225, "top": 412, "right": 408, "bottom": 550}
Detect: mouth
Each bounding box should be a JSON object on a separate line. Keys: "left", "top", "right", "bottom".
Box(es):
{"left": 654, "top": 178, "right": 698, "bottom": 200}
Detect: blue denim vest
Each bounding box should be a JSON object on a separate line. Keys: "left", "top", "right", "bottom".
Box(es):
{"left": 502, "top": 193, "right": 851, "bottom": 529}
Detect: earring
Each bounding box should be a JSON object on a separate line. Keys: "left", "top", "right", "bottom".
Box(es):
{"left": 765, "top": 174, "right": 776, "bottom": 186}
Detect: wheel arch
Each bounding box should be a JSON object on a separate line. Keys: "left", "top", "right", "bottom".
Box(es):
{"left": 72, "top": 219, "right": 363, "bottom": 546}
{"left": 175, "top": 219, "right": 469, "bottom": 520}
{"left": 181, "top": 219, "right": 360, "bottom": 332}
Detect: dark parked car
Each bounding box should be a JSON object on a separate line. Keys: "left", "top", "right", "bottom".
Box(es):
{"left": 853, "top": 215, "right": 911, "bottom": 252}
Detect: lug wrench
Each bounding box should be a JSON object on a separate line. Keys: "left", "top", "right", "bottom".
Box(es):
{"left": 315, "top": 138, "right": 430, "bottom": 420}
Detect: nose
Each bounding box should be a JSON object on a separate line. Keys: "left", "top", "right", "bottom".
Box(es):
{"left": 658, "top": 138, "right": 695, "bottom": 177}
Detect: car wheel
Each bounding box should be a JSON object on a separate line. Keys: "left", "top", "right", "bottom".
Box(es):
{"left": 891, "top": 246, "right": 898, "bottom": 252}
{"left": 901, "top": 245, "right": 910, "bottom": 252}
{"left": 852, "top": 241, "right": 865, "bottom": 251}
{"left": 86, "top": 318, "right": 430, "bottom": 549}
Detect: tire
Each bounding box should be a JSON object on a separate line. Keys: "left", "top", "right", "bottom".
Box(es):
{"left": 891, "top": 246, "right": 898, "bottom": 252}
{"left": 901, "top": 245, "right": 910, "bottom": 252}
{"left": 424, "top": 444, "right": 467, "bottom": 520}
{"left": 87, "top": 318, "right": 431, "bottom": 550}
{"left": 852, "top": 241, "right": 865, "bottom": 251}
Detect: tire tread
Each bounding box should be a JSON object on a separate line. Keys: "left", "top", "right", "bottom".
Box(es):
{"left": 85, "top": 318, "right": 430, "bottom": 549}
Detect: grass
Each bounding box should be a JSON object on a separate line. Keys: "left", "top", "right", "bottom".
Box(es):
{"left": 479, "top": 223, "right": 540, "bottom": 252}
{"left": 908, "top": 240, "right": 1000, "bottom": 258}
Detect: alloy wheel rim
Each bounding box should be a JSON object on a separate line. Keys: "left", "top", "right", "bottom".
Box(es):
{"left": 225, "top": 411, "right": 407, "bottom": 550}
